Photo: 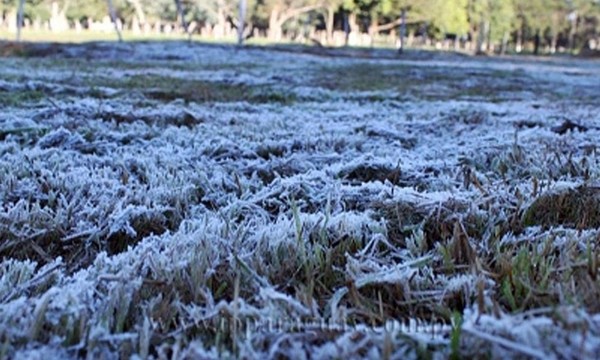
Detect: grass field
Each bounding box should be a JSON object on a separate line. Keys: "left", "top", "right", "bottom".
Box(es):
{"left": 0, "top": 40, "right": 600, "bottom": 359}
{"left": 0, "top": 30, "right": 299, "bottom": 47}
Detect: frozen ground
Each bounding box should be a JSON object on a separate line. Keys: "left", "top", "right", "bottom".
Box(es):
{"left": 1, "top": 41, "right": 600, "bottom": 359}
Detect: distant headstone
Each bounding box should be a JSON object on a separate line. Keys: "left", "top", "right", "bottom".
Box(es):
{"left": 49, "top": 1, "right": 69, "bottom": 32}
{"left": 7, "top": 10, "right": 17, "bottom": 33}
{"left": 132, "top": 16, "right": 141, "bottom": 34}
{"left": 201, "top": 25, "right": 212, "bottom": 37}
{"left": 188, "top": 21, "right": 197, "bottom": 35}
{"left": 102, "top": 16, "right": 112, "bottom": 32}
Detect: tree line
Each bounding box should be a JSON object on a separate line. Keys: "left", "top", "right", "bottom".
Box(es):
{"left": 1, "top": 0, "right": 600, "bottom": 55}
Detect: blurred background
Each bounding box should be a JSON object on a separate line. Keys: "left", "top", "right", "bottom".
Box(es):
{"left": 1, "top": 0, "right": 599, "bottom": 56}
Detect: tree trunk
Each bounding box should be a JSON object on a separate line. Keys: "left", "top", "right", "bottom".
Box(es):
{"left": 268, "top": 7, "right": 282, "bottom": 41}
{"left": 343, "top": 11, "right": 350, "bottom": 46}
{"left": 349, "top": 12, "right": 357, "bottom": 45}
{"left": 486, "top": 21, "right": 492, "bottom": 52}
{"left": 500, "top": 31, "right": 509, "bottom": 55}
{"left": 422, "top": 22, "right": 429, "bottom": 46}
{"left": 349, "top": 13, "right": 357, "bottom": 30}
{"left": 238, "top": 0, "right": 247, "bottom": 45}
{"left": 468, "top": 28, "right": 475, "bottom": 50}
{"left": 550, "top": 12, "right": 559, "bottom": 53}
{"left": 129, "top": 0, "right": 146, "bottom": 26}
{"left": 174, "top": 0, "right": 190, "bottom": 40}
{"left": 567, "top": 13, "right": 577, "bottom": 53}
{"left": 368, "top": 12, "right": 378, "bottom": 47}
{"left": 407, "top": 28, "right": 415, "bottom": 47}
{"left": 267, "top": 4, "right": 323, "bottom": 42}
{"left": 16, "top": 0, "right": 25, "bottom": 42}
{"left": 398, "top": 8, "right": 406, "bottom": 54}
{"left": 516, "top": 26, "right": 523, "bottom": 53}
{"left": 476, "top": 20, "right": 488, "bottom": 54}
{"left": 106, "top": 0, "right": 122, "bottom": 42}
{"left": 550, "top": 31, "right": 558, "bottom": 53}
{"left": 50, "top": 0, "right": 69, "bottom": 32}
{"left": 534, "top": 29, "right": 540, "bottom": 55}
{"left": 215, "top": 5, "right": 227, "bottom": 38}
{"left": 325, "top": 6, "right": 335, "bottom": 46}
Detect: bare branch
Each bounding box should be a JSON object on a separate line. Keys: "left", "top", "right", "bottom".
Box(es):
{"left": 279, "top": 4, "right": 324, "bottom": 25}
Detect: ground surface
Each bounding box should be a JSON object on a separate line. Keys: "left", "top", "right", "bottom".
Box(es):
{"left": 1, "top": 41, "right": 600, "bottom": 359}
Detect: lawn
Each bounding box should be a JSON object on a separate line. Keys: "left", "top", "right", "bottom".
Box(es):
{"left": 0, "top": 40, "right": 599, "bottom": 359}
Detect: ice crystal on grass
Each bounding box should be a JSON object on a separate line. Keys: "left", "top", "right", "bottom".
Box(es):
{"left": 0, "top": 41, "right": 599, "bottom": 359}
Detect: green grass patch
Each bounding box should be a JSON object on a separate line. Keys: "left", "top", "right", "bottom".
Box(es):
{"left": 311, "top": 61, "right": 578, "bottom": 104}
{"left": 88, "top": 74, "right": 296, "bottom": 104}
{"left": 0, "top": 89, "right": 45, "bottom": 107}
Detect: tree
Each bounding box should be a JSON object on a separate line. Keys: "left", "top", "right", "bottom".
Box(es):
{"left": 106, "top": 0, "right": 123, "bottom": 41}
{"left": 514, "top": 0, "right": 565, "bottom": 55}
{"left": 429, "top": 0, "right": 469, "bottom": 43}
{"left": 16, "top": 0, "right": 25, "bottom": 41}
{"left": 192, "top": 0, "right": 258, "bottom": 40}
{"left": 467, "top": 0, "right": 491, "bottom": 54}
{"left": 48, "top": 0, "right": 69, "bottom": 32}
{"left": 238, "top": 0, "right": 246, "bottom": 44}
{"left": 66, "top": 0, "right": 109, "bottom": 22}
{"left": 545, "top": 0, "right": 568, "bottom": 53}
{"left": 128, "top": 0, "right": 146, "bottom": 26}
{"left": 230, "top": 0, "right": 260, "bottom": 41}
{"left": 343, "top": 0, "right": 432, "bottom": 46}
{"left": 322, "top": 0, "right": 343, "bottom": 45}
{"left": 376, "top": 0, "right": 435, "bottom": 52}
{"left": 467, "top": 0, "right": 516, "bottom": 54}
{"left": 174, "top": 0, "right": 190, "bottom": 39}
{"left": 260, "top": 0, "right": 325, "bottom": 41}
{"left": 564, "top": 0, "right": 600, "bottom": 53}
{"left": 489, "top": 0, "right": 515, "bottom": 54}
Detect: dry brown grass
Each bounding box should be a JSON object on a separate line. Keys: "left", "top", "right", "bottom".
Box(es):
{"left": 523, "top": 186, "right": 600, "bottom": 229}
